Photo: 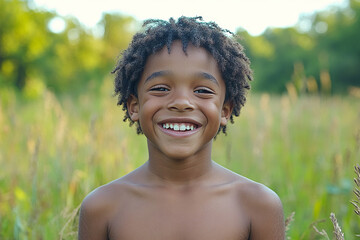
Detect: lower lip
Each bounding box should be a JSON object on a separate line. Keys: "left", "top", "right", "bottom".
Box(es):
{"left": 158, "top": 124, "right": 200, "bottom": 137}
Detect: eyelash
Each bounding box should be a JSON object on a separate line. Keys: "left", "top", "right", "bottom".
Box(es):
{"left": 149, "top": 86, "right": 214, "bottom": 95}
{"left": 194, "top": 88, "right": 214, "bottom": 94}
{"left": 149, "top": 86, "right": 169, "bottom": 92}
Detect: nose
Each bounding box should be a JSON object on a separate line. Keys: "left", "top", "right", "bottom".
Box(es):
{"left": 167, "top": 89, "right": 194, "bottom": 112}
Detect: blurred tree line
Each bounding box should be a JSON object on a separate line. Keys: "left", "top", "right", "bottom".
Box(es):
{"left": 239, "top": 0, "right": 360, "bottom": 94}
{"left": 0, "top": 0, "right": 137, "bottom": 98}
{"left": 0, "top": 0, "right": 359, "bottom": 98}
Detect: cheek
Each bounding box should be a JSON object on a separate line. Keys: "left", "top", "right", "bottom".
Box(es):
{"left": 138, "top": 99, "right": 160, "bottom": 127}
{"left": 202, "top": 102, "right": 223, "bottom": 125}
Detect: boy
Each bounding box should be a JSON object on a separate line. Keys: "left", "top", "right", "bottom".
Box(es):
{"left": 78, "top": 16, "right": 285, "bottom": 240}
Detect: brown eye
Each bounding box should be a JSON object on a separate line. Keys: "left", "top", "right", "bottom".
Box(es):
{"left": 194, "top": 88, "right": 214, "bottom": 94}
{"left": 150, "top": 86, "right": 169, "bottom": 92}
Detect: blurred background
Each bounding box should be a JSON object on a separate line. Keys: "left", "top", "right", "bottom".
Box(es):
{"left": 0, "top": 0, "right": 359, "bottom": 239}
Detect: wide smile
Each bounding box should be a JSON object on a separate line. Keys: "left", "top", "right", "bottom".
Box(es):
{"left": 161, "top": 122, "right": 197, "bottom": 131}
{"left": 157, "top": 119, "right": 202, "bottom": 137}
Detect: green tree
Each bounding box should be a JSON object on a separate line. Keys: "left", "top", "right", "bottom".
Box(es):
{"left": 309, "top": 0, "right": 360, "bottom": 92}
{"left": 239, "top": 0, "right": 360, "bottom": 94}
{"left": 101, "top": 13, "right": 138, "bottom": 63}
{"left": 0, "top": 0, "right": 54, "bottom": 90}
{"left": 0, "top": 0, "right": 138, "bottom": 95}
{"left": 239, "top": 27, "right": 315, "bottom": 93}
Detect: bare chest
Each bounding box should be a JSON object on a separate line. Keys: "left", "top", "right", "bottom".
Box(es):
{"left": 107, "top": 188, "right": 250, "bottom": 240}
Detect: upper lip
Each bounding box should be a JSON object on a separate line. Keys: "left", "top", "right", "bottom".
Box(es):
{"left": 158, "top": 118, "right": 202, "bottom": 127}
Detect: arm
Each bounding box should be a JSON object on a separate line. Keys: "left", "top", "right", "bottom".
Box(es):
{"left": 78, "top": 192, "right": 109, "bottom": 240}
{"left": 248, "top": 185, "right": 285, "bottom": 240}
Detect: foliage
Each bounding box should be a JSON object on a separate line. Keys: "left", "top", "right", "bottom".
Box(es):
{"left": 0, "top": 0, "right": 137, "bottom": 96}
{"left": 238, "top": 0, "right": 360, "bottom": 94}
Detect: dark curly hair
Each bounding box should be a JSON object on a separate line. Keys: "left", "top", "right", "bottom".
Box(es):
{"left": 112, "top": 16, "right": 252, "bottom": 134}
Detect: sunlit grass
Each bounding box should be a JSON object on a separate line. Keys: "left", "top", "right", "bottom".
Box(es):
{"left": 0, "top": 80, "right": 359, "bottom": 239}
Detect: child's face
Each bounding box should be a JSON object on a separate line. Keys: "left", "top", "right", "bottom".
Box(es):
{"left": 127, "top": 41, "right": 232, "bottom": 160}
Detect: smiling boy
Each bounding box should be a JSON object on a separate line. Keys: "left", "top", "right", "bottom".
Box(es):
{"left": 78, "top": 16, "right": 285, "bottom": 240}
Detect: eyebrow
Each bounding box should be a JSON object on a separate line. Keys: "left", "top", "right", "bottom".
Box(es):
{"left": 198, "top": 72, "right": 219, "bottom": 86}
{"left": 145, "top": 71, "right": 171, "bottom": 82}
{"left": 145, "top": 71, "right": 219, "bottom": 86}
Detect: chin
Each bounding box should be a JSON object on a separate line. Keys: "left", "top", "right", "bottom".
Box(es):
{"left": 163, "top": 149, "right": 197, "bottom": 161}
{"left": 161, "top": 143, "right": 211, "bottom": 161}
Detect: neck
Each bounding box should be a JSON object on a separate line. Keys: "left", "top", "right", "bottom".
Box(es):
{"left": 145, "top": 148, "right": 214, "bottom": 186}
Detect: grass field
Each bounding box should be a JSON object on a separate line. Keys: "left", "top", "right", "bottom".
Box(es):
{"left": 0, "top": 80, "right": 359, "bottom": 239}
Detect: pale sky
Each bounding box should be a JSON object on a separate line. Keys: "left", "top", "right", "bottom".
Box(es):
{"left": 32, "top": 0, "right": 347, "bottom": 36}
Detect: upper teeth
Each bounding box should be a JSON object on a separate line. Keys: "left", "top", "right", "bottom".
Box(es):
{"left": 162, "top": 123, "right": 195, "bottom": 131}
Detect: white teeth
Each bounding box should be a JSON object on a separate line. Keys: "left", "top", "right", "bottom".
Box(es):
{"left": 161, "top": 123, "right": 197, "bottom": 131}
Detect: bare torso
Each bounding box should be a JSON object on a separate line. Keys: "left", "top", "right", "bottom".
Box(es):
{"left": 107, "top": 176, "right": 250, "bottom": 239}
{"left": 78, "top": 162, "right": 285, "bottom": 240}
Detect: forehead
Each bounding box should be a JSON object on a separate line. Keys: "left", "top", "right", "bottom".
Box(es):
{"left": 141, "top": 41, "right": 222, "bottom": 81}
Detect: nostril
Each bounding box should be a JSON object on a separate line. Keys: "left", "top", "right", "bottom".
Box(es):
{"left": 169, "top": 105, "right": 194, "bottom": 111}
{"left": 167, "top": 97, "right": 194, "bottom": 111}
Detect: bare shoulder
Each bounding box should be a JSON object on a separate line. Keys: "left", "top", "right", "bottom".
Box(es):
{"left": 236, "top": 177, "right": 282, "bottom": 211}
{"left": 78, "top": 178, "right": 131, "bottom": 240}
{"left": 80, "top": 166, "right": 145, "bottom": 215}
{"left": 81, "top": 180, "right": 121, "bottom": 215}
{"left": 214, "top": 164, "right": 284, "bottom": 239}
{"left": 233, "top": 175, "right": 285, "bottom": 239}
{"left": 215, "top": 163, "right": 282, "bottom": 209}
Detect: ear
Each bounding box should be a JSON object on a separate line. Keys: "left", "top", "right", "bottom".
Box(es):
{"left": 127, "top": 94, "right": 139, "bottom": 121}
{"left": 220, "top": 101, "right": 233, "bottom": 126}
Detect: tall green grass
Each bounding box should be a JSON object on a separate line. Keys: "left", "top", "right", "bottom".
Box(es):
{"left": 0, "top": 79, "right": 359, "bottom": 239}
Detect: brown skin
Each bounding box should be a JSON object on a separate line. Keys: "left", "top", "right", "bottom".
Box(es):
{"left": 78, "top": 41, "right": 285, "bottom": 240}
